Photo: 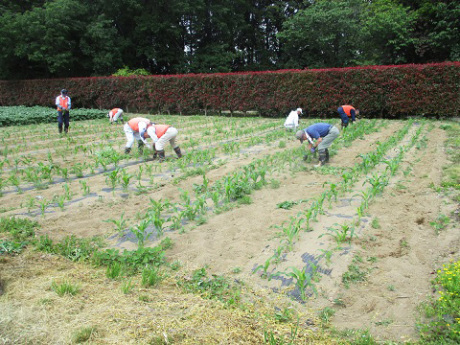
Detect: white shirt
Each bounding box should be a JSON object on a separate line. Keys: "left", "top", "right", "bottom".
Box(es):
{"left": 284, "top": 110, "right": 299, "bottom": 128}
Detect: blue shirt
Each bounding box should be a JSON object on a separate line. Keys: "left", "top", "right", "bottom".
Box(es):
{"left": 306, "top": 123, "right": 332, "bottom": 139}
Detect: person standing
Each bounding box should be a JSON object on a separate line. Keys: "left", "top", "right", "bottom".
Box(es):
{"left": 123, "top": 117, "right": 152, "bottom": 154}
{"left": 56, "top": 89, "right": 71, "bottom": 134}
{"left": 108, "top": 108, "right": 124, "bottom": 124}
{"left": 338, "top": 105, "right": 359, "bottom": 128}
{"left": 145, "top": 124, "right": 182, "bottom": 162}
{"left": 296, "top": 123, "right": 340, "bottom": 167}
{"left": 284, "top": 108, "right": 302, "bottom": 131}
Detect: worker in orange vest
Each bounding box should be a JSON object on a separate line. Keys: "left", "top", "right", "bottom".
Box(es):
{"left": 55, "top": 89, "right": 71, "bottom": 134}
{"left": 108, "top": 108, "right": 124, "bottom": 124}
{"left": 123, "top": 117, "right": 152, "bottom": 154}
{"left": 338, "top": 105, "right": 359, "bottom": 128}
{"left": 145, "top": 124, "right": 182, "bottom": 162}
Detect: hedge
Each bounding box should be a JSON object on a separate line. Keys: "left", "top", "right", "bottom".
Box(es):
{"left": 0, "top": 106, "right": 108, "bottom": 127}
{"left": 0, "top": 62, "right": 458, "bottom": 118}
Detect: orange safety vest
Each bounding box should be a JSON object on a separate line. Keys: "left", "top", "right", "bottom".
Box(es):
{"left": 128, "top": 117, "right": 151, "bottom": 132}
{"left": 109, "top": 108, "right": 120, "bottom": 118}
{"left": 144, "top": 124, "right": 170, "bottom": 139}
{"left": 57, "top": 96, "right": 69, "bottom": 111}
{"left": 341, "top": 105, "right": 355, "bottom": 117}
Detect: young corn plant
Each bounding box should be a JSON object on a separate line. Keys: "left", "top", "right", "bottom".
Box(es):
{"left": 253, "top": 256, "right": 275, "bottom": 280}
{"left": 120, "top": 169, "right": 133, "bottom": 191}
{"left": 104, "top": 212, "right": 129, "bottom": 236}
{"left": 105, "top": 168, "right": 120, "bottom": 194}
{"left": 319, "top": 223, "right": 355, "bottom": 245}
{"left": 38, "top": 198, "right": 50, "bottom": 217}
{"left": 283, "top": 266, "right": 318, "bottom": 300}
{"left": 62, "top": 183, "right": 73, "bottom": 201}
{"left": 79, "top": 180, "right": 91, "bottom": 196}
{"left": 131, "top": 219, "right": 152, "bottom": 248}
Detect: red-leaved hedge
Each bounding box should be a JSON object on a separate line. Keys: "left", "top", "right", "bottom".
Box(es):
{"left": 0, "top": 62, "right": 458, "bottom": 118}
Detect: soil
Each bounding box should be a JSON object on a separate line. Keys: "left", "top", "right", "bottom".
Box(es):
{"left": 0, "top": 117, "right": 458, "bottom": 344}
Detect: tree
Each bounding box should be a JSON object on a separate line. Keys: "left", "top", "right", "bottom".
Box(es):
{"left": 361, "top": 0, "right": 417, "bottom": 65}
{"left": 277, "top": 0, "right": 364, "bottom": 68}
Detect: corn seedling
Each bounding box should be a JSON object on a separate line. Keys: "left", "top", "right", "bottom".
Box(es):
{"left": 54, "top": 194, "right": 66, "bottom": 211}
{"left": 105, "top": 168, "right": 120, "bottom": 194}
{"left": 8, "top": 174, "right": 22, "bottom": 193}
{"left": 62, "top": 183, "right": 73, "bottom": 201}
{"left": 72, "top": 163, "right": 85, "bottom": 178}
{"left": 131, "top": 219, "right": 152, "bottom": 248}
{"left": 253, "top": 255, "right": 274, "bottom": 280}
{"left": 79, "top": 180, "right": 90, "bottom": 196}
{"left": 120, "top": 169, "right": 133, "bottom": 191}
{"left": 320, "top": 223, "right": 355, "bottom": 245}
{"left": 104, "top": 212, "right": 129, "bottom": 235}
{"left": 284, "top": 266, "right": 318, "bottom": 300}
{"left": 38, "top": 198, "right": 49, "bottom": 217}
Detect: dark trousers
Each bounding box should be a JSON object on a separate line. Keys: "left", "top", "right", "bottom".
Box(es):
{"left": 57, "top": 111, "right": 70, "bottom": 133}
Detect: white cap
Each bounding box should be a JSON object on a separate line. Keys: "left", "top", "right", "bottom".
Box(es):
{"left": 296, "top": 108, "right": 303, "bottom": 114}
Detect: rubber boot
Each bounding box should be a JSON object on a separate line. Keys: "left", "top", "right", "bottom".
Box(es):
{"left": 325, "top": 149, "right": 330, "bottom": 163}
{"left": 64, "top": 125, "right": 69, "bottom": 134}
{"left": 138, "top": 141, "right": 144, "bottom": 154}
{"left": 157, "top": 150, "right": 165, "bottom": 163}
{"left": 58, "top": 125, "right": 63, "bottom": 134}
{"left": 174, "top": 146, "right": 182, "bottom": 158}
{"left": 124, "top": 147, "right": 131, "bottom": 154}
{"left": 152, "top": 150, "right": 158, "bottom": 160}
{"left": 314, "top": 150, "right": 327, "bottom": 168}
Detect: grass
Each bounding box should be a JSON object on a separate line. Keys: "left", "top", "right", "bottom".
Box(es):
{"left": 418, "top": 260, "right": 460, "bottom": 343}
{"left": 51, "top": 280, "right": 80, "bottom": 296}
{"left": 342, "top": 264, "right": 368, "bottom": 289}
{"left": 72, "top": 326, "right": 97, "bottom": 343}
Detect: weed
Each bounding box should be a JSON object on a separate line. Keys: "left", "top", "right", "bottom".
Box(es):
{"left": 319, "top": 306, "right": 336, "bottom": 325}
{"left": 139, "top": 295, "right": 151, "bottom": 302}
{"left": 141, "top": 266, "right": 165, "bottom": 287}
{"left": 270, "top": 179, "right": 281, "bottom": 189}
{"left": 342, "top": 264, "right": 368, "bottom": 288}
{"left": 371, "top": 217, "right": 380, "bottom": 229}
{"left": 178, "top": 267, "right": 241, "bottom": 306}
{"left": 51, "top": 280, "right": 80, "bottom": 296}
{"left": 71, "top": 326, "right": 96, "bottom": 343}
{"left": 387, "top": 285, "right": 395, "bottom": 291}
{"left": 375, "top": 319, "right": 393, "bottom": 326}
{"left": 264, "top": 319, "right": 299, "bottom": 344}
{"left": 106, "top": 262, "right": 124, "bottom": 279}
{"left": 121, "top": 279, "right": 135, "bottom": 294}
{"left": 274, "top": 306, "right": 294, "bottom": 323}
{"left": 430, "top": 214, "right": 450, "bottom": 234}
{"left": 170, "top": 260, "right": 182, "bottom": 271}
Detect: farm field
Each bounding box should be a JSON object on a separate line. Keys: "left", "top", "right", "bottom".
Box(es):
{"left": 0, "top": 113, "right": 459, "bottom": 344}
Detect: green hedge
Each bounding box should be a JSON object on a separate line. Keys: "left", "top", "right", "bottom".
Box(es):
{"left": 0, "top": 106, "right": 108, "bottom": 126}
{"left": 0, "top": 62, "right": 459, "bottom": 118}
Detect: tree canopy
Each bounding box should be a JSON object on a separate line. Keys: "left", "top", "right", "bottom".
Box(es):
{"left": 0, "top": 0, "right": 458, "bottom": 79}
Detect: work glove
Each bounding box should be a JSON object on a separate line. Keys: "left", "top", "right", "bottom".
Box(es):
{"left": 310, "top": 147, "right": 316, "bottom": 154}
